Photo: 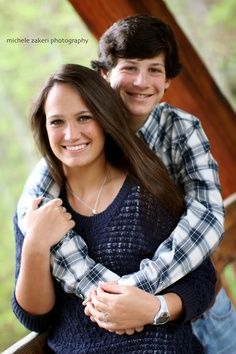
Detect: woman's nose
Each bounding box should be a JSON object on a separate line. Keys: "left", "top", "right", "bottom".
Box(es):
{"left": 64, "top": 123, "right": 80, "bottom": 140}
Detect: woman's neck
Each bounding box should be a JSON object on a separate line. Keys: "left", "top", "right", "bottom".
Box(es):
{"left": 65, "top": 161, "right": 109, "bottom": 196}
{"left": 65, "top": 163, "right": 127, "bottom": 216}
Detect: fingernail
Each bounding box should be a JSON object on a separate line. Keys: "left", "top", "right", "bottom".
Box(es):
{"left": 82, "top": 299, "right": 88, "bottom": 305}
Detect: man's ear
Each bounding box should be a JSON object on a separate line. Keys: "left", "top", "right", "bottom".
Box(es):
{"left": 165, "top": 79, "right": 171, "bottom": 91}
{"left": 100, "top": 68, "right": 110, "bottom": 82}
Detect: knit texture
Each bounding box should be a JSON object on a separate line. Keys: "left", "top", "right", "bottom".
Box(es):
{"left": 12, "top": 177, "right": 215, "bottom": 353}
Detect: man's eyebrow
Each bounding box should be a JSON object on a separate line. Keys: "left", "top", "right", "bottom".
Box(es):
{"left": 122, "top": 59, "right": 138, "bottom": 64}
{"left": 150, "top": 63, "right": 165, "bottom": 67}
{"left": 123, "top": 59, "right": 165, "bottom": 67}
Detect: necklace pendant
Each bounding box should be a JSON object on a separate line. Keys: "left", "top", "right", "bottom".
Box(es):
{"left": 92, "top": 209, "right": 97, "bottom": 215}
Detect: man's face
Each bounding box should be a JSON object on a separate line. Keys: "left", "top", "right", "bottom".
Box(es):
{"left": 102, "top": 53, "right": 171, "bottom": 130}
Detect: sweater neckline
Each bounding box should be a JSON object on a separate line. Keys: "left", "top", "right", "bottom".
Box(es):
{"left": 61, "top": 176, "right": 133, "bottom": 228}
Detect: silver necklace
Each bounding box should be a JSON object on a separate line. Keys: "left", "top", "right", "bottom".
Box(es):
{"left": 67, "top": 168, "right": 109, "bottom": 215}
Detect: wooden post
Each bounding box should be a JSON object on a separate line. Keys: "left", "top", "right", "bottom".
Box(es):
{"left": 69, "top": 0, "right": 236, "bottom": 197}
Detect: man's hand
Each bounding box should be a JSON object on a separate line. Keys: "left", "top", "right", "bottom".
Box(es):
{"left": 83, "top": 282, "right": 159, "bottom": 334}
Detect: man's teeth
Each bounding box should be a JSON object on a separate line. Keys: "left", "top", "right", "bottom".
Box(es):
{"left": 65, "top": 144, "right": 87, "bottom": 151}
{"left": 131, "top": 94, "right": 150, "bottom": 98}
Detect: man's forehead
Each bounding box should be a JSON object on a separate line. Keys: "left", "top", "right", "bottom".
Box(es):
{"left": 117, "top": 55, "right": 165, "bottom": 66}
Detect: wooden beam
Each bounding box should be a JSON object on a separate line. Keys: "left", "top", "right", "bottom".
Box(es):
{"left": 69, "top": 0, "right": 236, "bottom": 197}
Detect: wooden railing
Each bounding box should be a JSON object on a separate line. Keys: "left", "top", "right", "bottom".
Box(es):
{"left": 4, "top": 194, "right": 236, "bottom": 353}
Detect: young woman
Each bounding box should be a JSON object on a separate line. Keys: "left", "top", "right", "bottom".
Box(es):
{"left": 12, "top": 64, "right": 216, "bottom": 353}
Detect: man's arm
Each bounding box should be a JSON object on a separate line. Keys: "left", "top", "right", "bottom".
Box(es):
{"left": 17, "top": 158, "right": 60, "bottom": 234}
{"left": 51, "top": 128, "right": 223, "bottom": 297}
{"left": 17, "top": 125, "right": 224, "bottom": 299}
{"left": 131, "top": 104, "right": 224, "bottom": 292}
{"left": 84, "top": 256, "right": 216, "bottom": 332}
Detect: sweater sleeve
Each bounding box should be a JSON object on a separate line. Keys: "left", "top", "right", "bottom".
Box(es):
{"left": 11, "top": 212, "right": 56, "bottom": 332}
{"left": 17, "top": 155, "right": 221, "bottom": 300}
{"left": 162, "top": 257, "right": 216, "bottom": 323}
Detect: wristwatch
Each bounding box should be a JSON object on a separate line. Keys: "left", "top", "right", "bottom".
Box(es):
{"left": 152, "top": 295, "right": 170, "bottom": 325}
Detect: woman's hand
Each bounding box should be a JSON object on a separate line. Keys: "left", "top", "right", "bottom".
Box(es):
{"left": 25, "top": 197, "right": 75, "bottom": 251}
{"left": 16, "top": 197, "right": 75, "bottom": 315}
{"left": 83, "top": 283, "right": 160, "bottom": 333}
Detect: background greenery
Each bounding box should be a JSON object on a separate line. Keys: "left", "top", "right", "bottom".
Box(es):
{"left": 0, "top": 0, "right": 97, "bottom": 350}
{"left": 0, "top": 0, "right": 235, "bottom": 351}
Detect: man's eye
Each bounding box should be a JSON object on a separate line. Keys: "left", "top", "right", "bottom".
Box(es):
{"left": 122, "top": 66, "right": 136, "bottom": 72}
{"left": 150, "top": 68, "right": 165, "bottom": 74}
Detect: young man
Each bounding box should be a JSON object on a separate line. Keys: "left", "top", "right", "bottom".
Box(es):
{"left": 16, "top": 15, "right": 236, "bottom": 353}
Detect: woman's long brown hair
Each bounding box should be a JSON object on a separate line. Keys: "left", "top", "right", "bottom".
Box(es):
{"left": 30, "top": 64, "right": 183, "bottom": 218}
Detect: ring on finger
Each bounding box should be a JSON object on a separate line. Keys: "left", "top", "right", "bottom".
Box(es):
{"left": 102, "top": 312, "right": 109, "bottom": 323}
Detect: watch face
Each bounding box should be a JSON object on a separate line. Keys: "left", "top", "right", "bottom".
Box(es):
{"left": 157, "top": 312, "right": 169, "bottom": 324}
{"left": 153, "top": 311, "right": 169, "bottom": 325}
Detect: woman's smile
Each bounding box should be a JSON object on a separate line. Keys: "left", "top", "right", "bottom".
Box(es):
{"left": 63, "top": 143, "right": 89, "bottom": 152}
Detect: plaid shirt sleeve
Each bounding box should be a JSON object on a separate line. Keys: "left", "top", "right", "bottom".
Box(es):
{"left": 16, "top": 158, "right": 120, "bottom": 299}
{"left": 17, "top": 103, "right": 224, "bottom": 299}
{"left": 51, "top": 105, "right": 223, "bottom": 298}
{"left": 17, "top": 159, "right": 60, "bottom": 233}
{"left": 130, "top": 104, "right": 224, "bottom": 293}
{"left": 50, "top": 112, "right": 224, "bottom": 298}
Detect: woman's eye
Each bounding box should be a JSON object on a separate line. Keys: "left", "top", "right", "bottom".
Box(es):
{"left": 79, "top": 115, "right": 92, "bottom": 122}
{"left": 50, "top": 119, "right": 63, "bottom": 126}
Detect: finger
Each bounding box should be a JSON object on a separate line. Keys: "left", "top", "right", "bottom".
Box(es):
{"left": 89, "top": 288, "right": 97, "bottom": 301}
{"left": 82, "top": 297, "right": 91, "bottom": 306}
{"left": 29, "top": 197, "right": 44, "bottom": 211}
{"left": 115, "top": 330, "right": 125, "bottom": 335}
{"left": 134, "top": 326, "right": 144, "bottom": 332}
{"left": 100, "top": 282, "right": 125, "bottom": 295}
{"left": 52, "top": 198, "right": 63, "bottom": 207}
{"left": 90, "top": 308, "right": 110, "bottom": 325}
{"left": 84, "top": 305, "right": 92, "bottom": 317}
{"left": 94, "top": 286, "right": 116, "bottom": 304}
{"left": 65, "top": 212, "right": 72, "bottom": 220}
{"left": 86, "top": 302, "right": 104, "bottom": 321}
{"left": 95, "top": 319, "right": 109, "bottom": 330}
{"left": 89, "top": 296, "right": 108, "bottom": 313}
{"left": 64, "top": 220, "right": 75, "bottom": 233}
{"left": 125, "top": 328, "right": 135, "bottom": 335}
{"left": 90, "top": 288, "right": 100, "bottom": 304}
{"left": 96, "top": 286, "right": 107, "bottom": 297}
{"left": 57, "top": 205, "right": 66, "bottom": 214}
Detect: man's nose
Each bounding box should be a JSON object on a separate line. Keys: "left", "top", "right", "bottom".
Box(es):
{"left": 132, "top": 71, "right": 148, "bottom": 88}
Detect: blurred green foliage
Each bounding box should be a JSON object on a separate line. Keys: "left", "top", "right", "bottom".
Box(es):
{"left": 165, "top": 0, "right": 236, "bottom": 108}
{"left": 0, "top": 0, "right": 97, "bottom": 350}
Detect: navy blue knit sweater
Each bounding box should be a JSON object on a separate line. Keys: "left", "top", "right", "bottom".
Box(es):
{"left": 12, "top": 177, "right": 216, "bottom": 353}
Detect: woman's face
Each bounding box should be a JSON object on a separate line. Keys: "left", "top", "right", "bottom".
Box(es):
{"left": 45, "top": 83, "right": 106, "bottom": 171}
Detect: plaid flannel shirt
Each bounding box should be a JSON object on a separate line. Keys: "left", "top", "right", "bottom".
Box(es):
{"left": 17, "top": 102, "right": 224, "bottom": 299}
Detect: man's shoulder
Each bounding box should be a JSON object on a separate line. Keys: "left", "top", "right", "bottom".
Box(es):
{"left": 157, "top": 102, "right": 200, "bottom": 124}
